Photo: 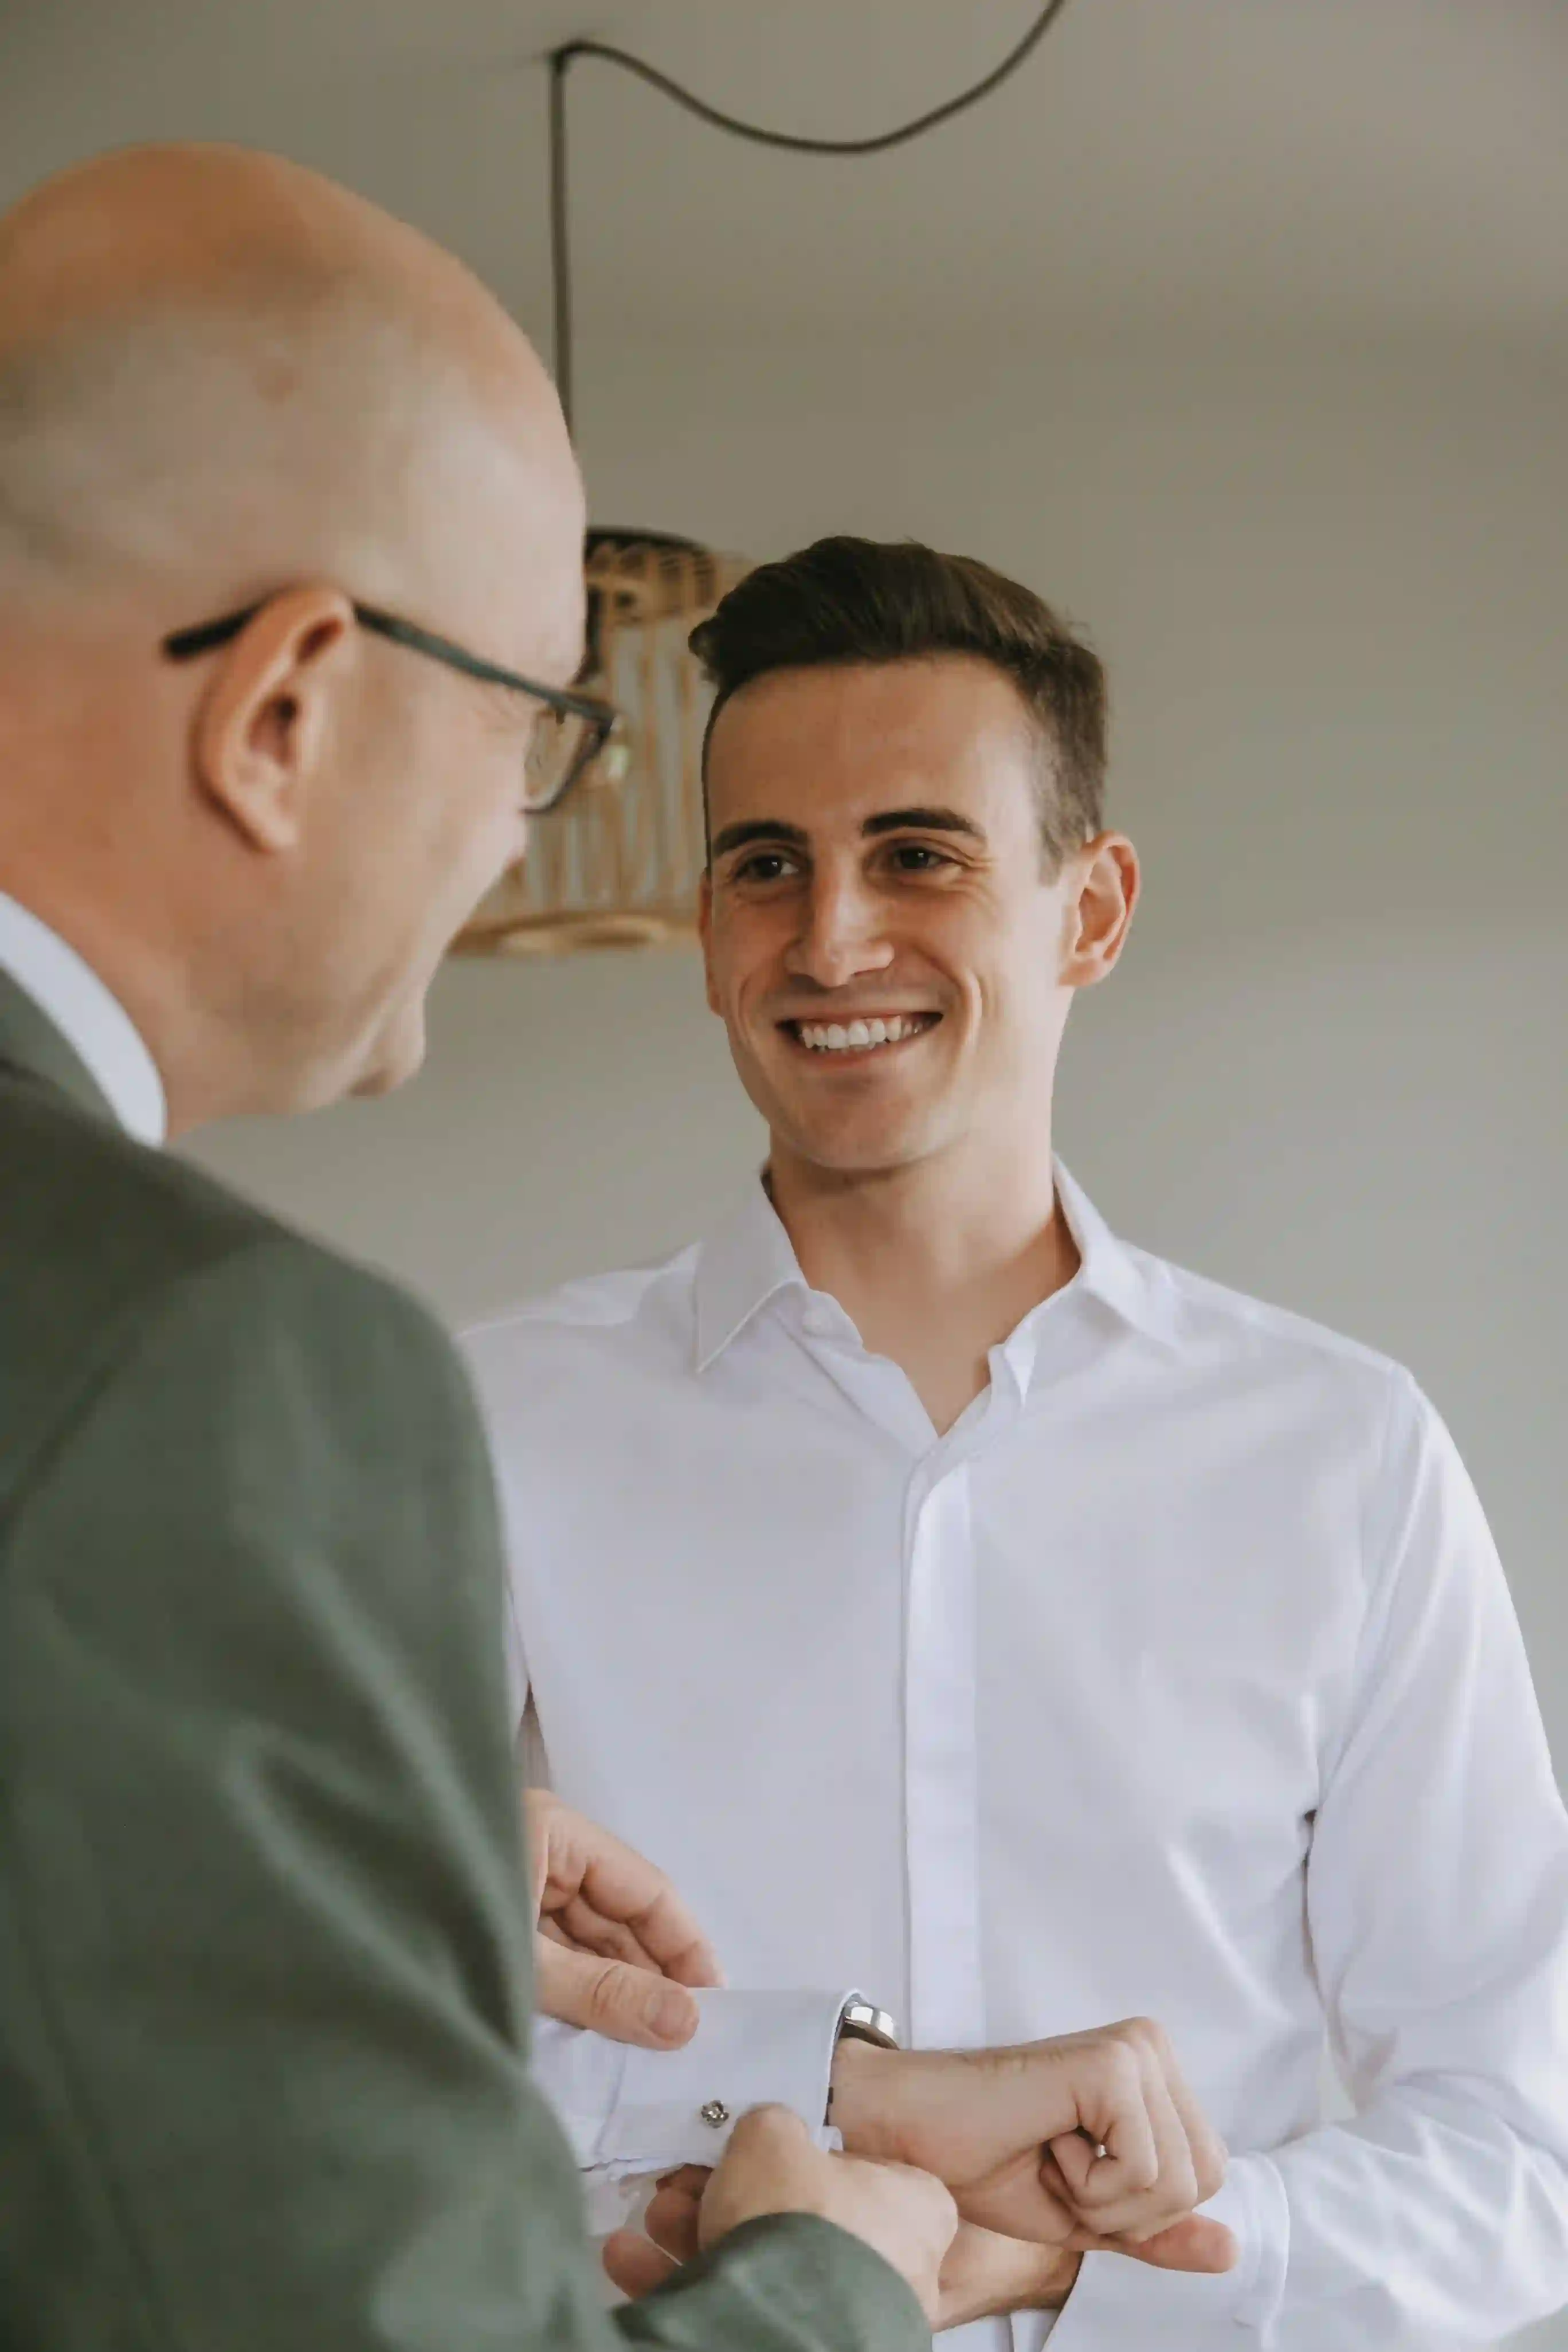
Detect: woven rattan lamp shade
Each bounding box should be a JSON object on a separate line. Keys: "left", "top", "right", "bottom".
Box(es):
{"left": 452, "top": 531, "right": 748, "bottom": 956}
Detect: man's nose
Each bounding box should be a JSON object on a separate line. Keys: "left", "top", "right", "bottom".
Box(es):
{"left": 784, "top": 871, "right": 895, "bottom": 990}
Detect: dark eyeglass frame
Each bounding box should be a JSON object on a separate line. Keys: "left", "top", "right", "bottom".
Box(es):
{"left": 162, "top": 597, "right": 620, "bottom": 814}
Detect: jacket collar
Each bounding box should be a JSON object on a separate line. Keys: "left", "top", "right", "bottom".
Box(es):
{"left": 0, "top": 963, "right": 120, "bottom": 1130}
{"left": 0, "top": 894, "right": 165, "bottom": 1143}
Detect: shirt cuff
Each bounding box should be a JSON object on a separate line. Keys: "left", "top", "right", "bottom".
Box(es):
{"left": 533, "top": 1987, "right": 853, "bottom": 2182}
{"left": 1042, "top": 2151, "right": 1289, "bottom": 2346}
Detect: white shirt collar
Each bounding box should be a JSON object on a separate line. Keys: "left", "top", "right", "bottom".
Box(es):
{"left": 692, "top": 1156, "right": 1171, "bottom": 1375}
{"left": 0, "top": 892, "right": 167, "bottom": 1146}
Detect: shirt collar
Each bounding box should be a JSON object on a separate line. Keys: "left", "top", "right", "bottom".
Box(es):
{"left": 1051, "top": 1160, "right": 1174, "bottom": 1342}
{"left": 0, "top": 893, "right": 167, "bottom": 1146}
{"left": 693, "top": 1181, "right": 810, "bottom": 1371}
{"left": 693, "top": 1157, "right": 1174, "bottom": 1376}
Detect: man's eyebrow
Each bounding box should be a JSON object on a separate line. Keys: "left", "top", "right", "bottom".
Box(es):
{"left": 710, "top": 818, "right": 811, "bottom": 862}
{"left": 862, "top": 805, "right": 986, "bottom": 842}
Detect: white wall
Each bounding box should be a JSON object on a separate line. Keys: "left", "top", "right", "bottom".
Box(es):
{"left": 189, "top": 331, "right": 1568, "bottom": 2344}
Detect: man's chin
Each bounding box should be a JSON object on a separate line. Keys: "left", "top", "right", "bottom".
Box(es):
{"left": 771, "top": 1111, "right": 942, "bottom": 1180}
{"left": 736, "top": 1048, "right": 947, "bottom": 1177}
{"left": 349, "top": 1006, "right": 427, "bottom": 1100}
{"left": 349, "top": 1061, "right": 409, "bottom": 1100}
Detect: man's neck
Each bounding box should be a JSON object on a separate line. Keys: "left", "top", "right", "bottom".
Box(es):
{"left": 766, "top": 1135, "right": 1079, "bottom": 1438}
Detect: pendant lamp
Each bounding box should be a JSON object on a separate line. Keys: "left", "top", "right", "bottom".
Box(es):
{"left": 452, "top": 2, "right": 1071, "bottom": 955}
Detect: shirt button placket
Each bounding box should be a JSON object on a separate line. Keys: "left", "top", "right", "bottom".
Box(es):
{"left": 903, "top": 1460, "right": 986, "bottom": 2055}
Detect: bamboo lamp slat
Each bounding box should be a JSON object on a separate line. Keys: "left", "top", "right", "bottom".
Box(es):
{"left": 452, "top": 534, "right": 747, "bottom": 958}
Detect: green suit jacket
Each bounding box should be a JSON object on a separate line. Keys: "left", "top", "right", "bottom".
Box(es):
{"left": 0, "top": 967, "right": 926, "bottom": 2352}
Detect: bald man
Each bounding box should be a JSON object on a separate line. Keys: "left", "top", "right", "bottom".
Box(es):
{"left": 0, "top": 145, "right": 955, "bottom": 2352}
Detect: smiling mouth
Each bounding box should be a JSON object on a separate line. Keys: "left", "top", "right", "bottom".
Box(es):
{"left": 780, "top": 1013, "right": 942, "bottom": 1058}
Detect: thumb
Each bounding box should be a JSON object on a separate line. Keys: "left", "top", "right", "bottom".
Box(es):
{"left": 1122, "top": 2214, "right": 1238, "bottom": 2273}
{"left": 534, "top": 1935, "right": 701, "bottom": 2049}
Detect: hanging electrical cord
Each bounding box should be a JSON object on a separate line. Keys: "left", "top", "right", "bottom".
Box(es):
{"left": 547, "top": 1, "right": 1074, "bottom": 432}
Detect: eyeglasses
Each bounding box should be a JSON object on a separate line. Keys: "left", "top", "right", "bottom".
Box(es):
{"left": 162, "top": 596, "right": 624, "bottom": 815}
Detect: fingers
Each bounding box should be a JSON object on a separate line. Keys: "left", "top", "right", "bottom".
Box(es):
{"left": 1059, "top": 2020, "right": 1218, "bottom": 2242}
{"left": 1147, "top": 2035, "right": 1228, "bottom": 2207}
{"left": 532, "top": 1931, "right": 701, "bottom": 2047}
{"left": 963, "top": 2143, "right": 1081, "bottom": 2244}
{"left": 542, "top": 1894, "right": 672, "bottom": 1978}
{"left": 700, "top": 2105, "right": 820, "bottom": 2243}
{"left": 719, "top": 2104, "right": 817, "bottom": 2172}
{"left": 912, "top": 2018, "right": 1227, "bottom": 2254}
{"left": 654, "top": 2163, "right": 713, "bottom": 2196}
{"left": 703, "top": 2110, "right": 957, "bottom": 2323}
{"left": 1049, "top": 2035, "right": 1162, "bottom": 2217}
{"left": 602, "top": 2228, "right": 680, "bottom": 2300}
{"left": 1052, "top": 2051, "right": 1184, "bottom": 2232}
{"left": 603, "top": 2172, "right": 706, "bottom": 2301}
{"left": 525, "top": 1791, "right": 724, "bottom": 1990}
{"left": 642, "top": 2176, "right": 705, "bottom": 2264}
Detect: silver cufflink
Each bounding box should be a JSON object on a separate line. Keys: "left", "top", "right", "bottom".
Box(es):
{"left": 699, "top": 2100, "right": 730, "bottom": 2128}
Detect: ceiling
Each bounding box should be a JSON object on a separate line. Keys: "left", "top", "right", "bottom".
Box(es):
{"left": 2, "top": 0, "right": 1565, "bottom": 352}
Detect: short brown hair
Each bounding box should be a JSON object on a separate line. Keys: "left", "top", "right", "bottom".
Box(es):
{"left": 689, "top": 535, "right": 1107, "bottom": 868}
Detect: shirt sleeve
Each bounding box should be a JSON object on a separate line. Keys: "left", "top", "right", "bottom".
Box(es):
{"left": 1049, "top": 1369, "right": 1568, "bottom": 2350}
{"left": 534, "top": 1988, "right": 853, "bottom": 2179}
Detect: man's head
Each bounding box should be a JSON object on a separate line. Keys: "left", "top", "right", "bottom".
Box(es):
{"left": 0, "top": 143, "right": 586, "bottom": 1130}
{"left": 693, "top": 536, "right": 1139, "bottom": 1186}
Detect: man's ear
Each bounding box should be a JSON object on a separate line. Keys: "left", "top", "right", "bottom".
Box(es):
{"left": 190, "top": 585, "right": 358, "bottom": 853}
{"left": 1060, "top": 832, "right": 1140, "bottom": 989}
{"left": 697, "top": 868, "right": 722, "bottom": 1016}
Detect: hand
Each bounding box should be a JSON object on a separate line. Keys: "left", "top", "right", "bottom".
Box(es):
{"left": 525, "top": 1789, "right": 723, "bottom": 2050}
{"left": 605, "top": 2108, "right": 957, "bottom": 2324}
{"left": 829, "top": 2017, "right": 1236, "bottom": 2264}
{"left": 610, "top": 2176, "right": 1077, "bottom": 2330}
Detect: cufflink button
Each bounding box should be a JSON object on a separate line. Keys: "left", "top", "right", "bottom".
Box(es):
{"left": 700, "top": 2100, "right": 730, "bottom": 2128}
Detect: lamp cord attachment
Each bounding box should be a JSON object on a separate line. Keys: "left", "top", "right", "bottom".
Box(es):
{"left": 546, "top": 0, "right": 1075, "bottom": 433}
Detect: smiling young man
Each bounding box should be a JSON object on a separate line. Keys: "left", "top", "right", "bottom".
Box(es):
{"left": 465, "top": 536, "right": 1568, "bottom": 2350}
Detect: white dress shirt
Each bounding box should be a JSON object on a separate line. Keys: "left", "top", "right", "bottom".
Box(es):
{"left": 0, "top": 891, "right": 166, "bottom": 1143}
{"left": 0, "top": 897, "right": 845, "bottom": 2199}
{"left": 465, "top": 1167, "right": 1568, "bottom": 2352}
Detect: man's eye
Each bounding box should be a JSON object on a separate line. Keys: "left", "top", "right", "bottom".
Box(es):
{"left": 888, "top": 842, "right": 951, "bottom": 872}
{"left": 734, "top": 852, "right": 796, "bottom": 884}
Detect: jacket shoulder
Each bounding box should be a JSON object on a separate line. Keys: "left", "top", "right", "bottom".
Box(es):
{"left": 0, "top": 1081, "right": 453, "bottom": 1504}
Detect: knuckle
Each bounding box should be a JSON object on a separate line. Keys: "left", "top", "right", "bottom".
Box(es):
{"left": 1106, "top": 2044, "right": 1143, "bottom": 2097}
{"left": 586, "top": 1961, "right": 630, "bottom": 2025}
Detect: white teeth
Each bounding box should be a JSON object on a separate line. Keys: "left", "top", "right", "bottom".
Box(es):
{"left": 794, "top": 1014, "right": 934, "bottom": 1053}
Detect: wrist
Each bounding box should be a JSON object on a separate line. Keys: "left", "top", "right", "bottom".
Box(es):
{"left": 1049, "top": 2251, "right": 1084, "bottom": 2309}
{"left": 829, "top": 2039, "right": 918, "bottom": 2165}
